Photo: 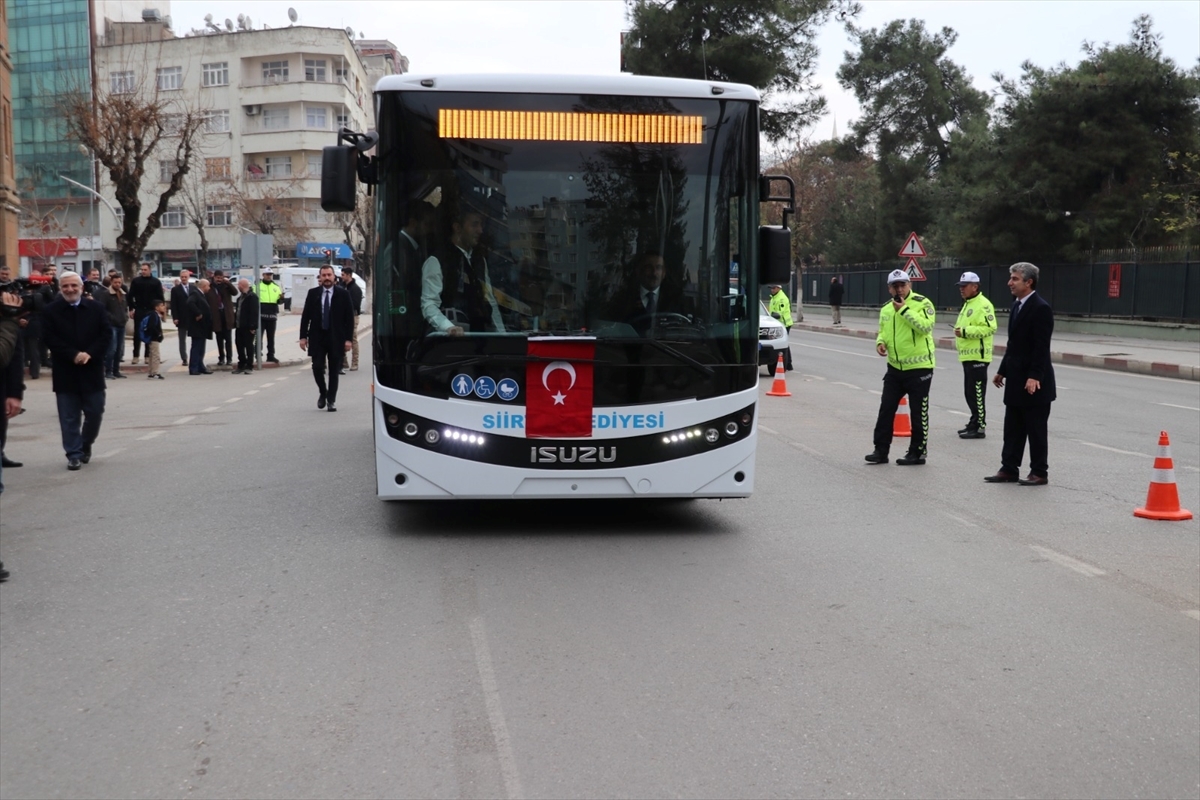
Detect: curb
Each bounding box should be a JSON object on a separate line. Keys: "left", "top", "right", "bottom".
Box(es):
{"left": 794, "top": 323, "right": 1200, "bottom": 382}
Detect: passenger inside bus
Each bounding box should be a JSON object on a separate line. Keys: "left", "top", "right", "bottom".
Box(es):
{"left": 419, "top": 207, "right": 506, "bottom": 336}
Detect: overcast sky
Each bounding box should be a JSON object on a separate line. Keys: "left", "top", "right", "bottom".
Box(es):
{"left": 175, "top": 0, "right": 1199, "bottom": 140}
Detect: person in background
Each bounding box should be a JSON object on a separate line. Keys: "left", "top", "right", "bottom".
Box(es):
{"left": 141, "top": 298, "right": 166, "bottom": 380}
{"left": 828, "top": 276, "right": 844, "bottom": 326}
{"left": 187, "top": 279, "right": 214, "bottom": 375}
{"left": 233, "top": 278, "right": 259, "bottom": 375}
{"left": 340, "top": 266, "right": 364, "bottom": 371}
{"left": 254, "top": 268, "right": 282, "bottom": 363}
{"left": 170, "top": 270, "right": 193, "bottom": 366}
{"left": 207, "top": 270, "right": 238, "bottom": 367}
{"left": 0, "top": 288, "right": 26, "bottom": 581}
{"left": 766, "top": 282, "right": 793, "bottom": 371}
{"left": 126, "top": 262, "right": 163, "bottom": 366}
{"left": 953, "top": 272, "right": 997, "bottom": 440}
{"left": 100, "top": 273, "right": 128, "bottom": 379}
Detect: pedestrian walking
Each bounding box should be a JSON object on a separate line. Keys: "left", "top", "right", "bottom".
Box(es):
{"left": 985, "top": 262, "right": 1057, "bottom": 486}
{"left": 298, "top": 266, "right": 354, "bottom": 412}
{"left": 40, "top": 271, "right": 109, "bottom": 470}
{"left": 865, "top": 269, "right": 936, "bottom": 466}
{"left": 953, "top": 272, "right": 997, "bottom": 439}
{"left": 828, "top": 276, "right": 844, "bottom": 325}
{"left": 126, "top": 262, "right": 163, "bottom": 365}
{"left": 233, "top": 278, "right": 259, "bottom": 374}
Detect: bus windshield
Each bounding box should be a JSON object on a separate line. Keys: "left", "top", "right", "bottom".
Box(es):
{"left": 373, "top": 90, "right": 758, "bottom": 405}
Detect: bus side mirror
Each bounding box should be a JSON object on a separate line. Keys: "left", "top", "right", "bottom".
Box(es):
{"left": 321, "top": 145, "right": 358, "bottom": 212}
{"left": 759, "top": 225, "right": 791, "bottom": 286}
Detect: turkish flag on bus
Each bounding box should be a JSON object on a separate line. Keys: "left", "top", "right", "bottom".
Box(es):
{"left": 525, "top": 338, "right": 596, "bottom": 438}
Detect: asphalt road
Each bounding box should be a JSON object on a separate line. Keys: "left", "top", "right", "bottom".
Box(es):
{"left": 0, "top": 328, "right": 1197, "bottom": 799}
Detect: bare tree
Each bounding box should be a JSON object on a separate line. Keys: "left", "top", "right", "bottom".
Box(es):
{"left": 60, "top": 75, "right": 205, "bottom": 278}
{"left": 178, "top": 165, "right": 215, "bottom": 272}
{"left": 332, "top": 184, "right": 374, "bottom": 280}
{"left": 224, "top": 174, "right": 312, "bottom": 256}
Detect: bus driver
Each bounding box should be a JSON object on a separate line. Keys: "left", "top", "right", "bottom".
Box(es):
{"left": 420, "top": 207, "right": 505, "bottom": 336}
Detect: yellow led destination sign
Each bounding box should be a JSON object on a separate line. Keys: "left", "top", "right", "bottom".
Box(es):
{"left": 438, "top": 109, "right": 704, "bottom": 144}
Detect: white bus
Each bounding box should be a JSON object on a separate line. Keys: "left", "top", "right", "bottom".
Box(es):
{"left": 322, "top": 74, "right": 794, "bottom": 499}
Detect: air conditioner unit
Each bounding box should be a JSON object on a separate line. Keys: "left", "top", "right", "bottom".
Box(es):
{"left": 245, "top": 105, "right": 262, "bottom": 116}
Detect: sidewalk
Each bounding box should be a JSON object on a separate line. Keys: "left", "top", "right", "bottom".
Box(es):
{"left": 794, "top": 307, "right": 1200, "bottom": 381}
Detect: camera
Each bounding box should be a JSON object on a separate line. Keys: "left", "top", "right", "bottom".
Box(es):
{"left": 0, "top": 274, "right": 53, "bottom": 315}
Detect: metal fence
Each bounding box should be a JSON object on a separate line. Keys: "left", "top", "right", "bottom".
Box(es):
{"left": 805, "top": 257, "right": 1199, "bottom": 323}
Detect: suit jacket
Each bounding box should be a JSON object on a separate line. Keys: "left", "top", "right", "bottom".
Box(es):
{"left": 186, "top": 288, "right": 213, "bottom": 339}
{"left": 41, "top": 297, "right": 110, "bottom": 394}
{"left": 235, "top": 290, "right": 260, "bottom": 329}
{"left": 606, "top": 282, "right": 691, "bottom": 334}
{"left": 170, "top": 283, "right": 191, "bottom": 323}
{"left": 0, "top": 317, "right": 24, "bottom": 404}
{"left": 997, "top": 291, "right": 1056, "bottom": 407}
{"left": 299, "top": 284, "right": 354, "bottom": 353}
{"left": 207, "top": 281, "right": 238, "bottom": 332}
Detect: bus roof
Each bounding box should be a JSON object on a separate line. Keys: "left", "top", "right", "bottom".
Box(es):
{"left": 373, "top": 73, "right": 760, "bottom": 102}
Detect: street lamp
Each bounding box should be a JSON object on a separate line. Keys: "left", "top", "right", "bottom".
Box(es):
{"left": 78, "top": 145, "right": 96, "bottom": 272}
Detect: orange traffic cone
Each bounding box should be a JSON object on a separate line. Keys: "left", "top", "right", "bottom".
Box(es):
{"left": 765, "top": 353, "right": 791, "bottom": 397}
{"left": 892, "top": 396, "right": 912, "bottom": 438}
{"left": 1134, "top": 431, "right": 1193, "bottom": 521}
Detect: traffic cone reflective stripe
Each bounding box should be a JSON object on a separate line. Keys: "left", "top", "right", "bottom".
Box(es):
{"left": 1134, "top": 431, "right": 1192, "bottom": 521}
{"left": 765, "top": 353, "right": 791, "bottom": 397}
{"left": 893, "top": 396, "right": 912, "bottom": 438}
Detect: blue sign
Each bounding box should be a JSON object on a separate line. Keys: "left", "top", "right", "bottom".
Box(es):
{"left": 296, "top": 242, "right": 353, "bottom": 260}
{"left": 451, "top": 374, "right": 474, "bottom": 397}
{"left": 474, "top": 376, "right": 497, "bottom": 399}
{"left": 497, "top": 378, "right": 519, "bottom": 401}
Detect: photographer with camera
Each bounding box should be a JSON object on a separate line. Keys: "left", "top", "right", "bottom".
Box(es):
{"left": 1, "top": 286, "right": 27, "bottom": 582}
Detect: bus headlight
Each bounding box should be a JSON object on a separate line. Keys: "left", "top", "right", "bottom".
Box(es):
{"left": 705, "top": 428, "right": 720, "bottom": 444}
{"left": 724, "top": 421, "right": 739, "bottom": 438}
{"left": 425, "top": 429, "right": 440, "bottom": 444}
{"left": 403, "top": 422, "right": 419, "bottom": 437}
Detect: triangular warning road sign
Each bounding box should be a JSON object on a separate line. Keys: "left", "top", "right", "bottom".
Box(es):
{"left": 903, "top": 257, "right": 927, "bottom": 281}
{"left": 898, "top": 232, "right": 927, "bottom": 258}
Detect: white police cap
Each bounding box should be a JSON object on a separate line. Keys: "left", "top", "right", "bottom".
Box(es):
{"left": 887, "top": 269, "right": 910, "bottom": 284}
{"left": 956, "top": 271, "right": 981, "bottom": 285}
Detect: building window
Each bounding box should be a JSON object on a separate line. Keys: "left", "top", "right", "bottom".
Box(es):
{"left": 567, "top": 234, "right": 577, "bottom": 245}
{"left": 306, "top": 155, "right": 322, "bottom": 177}
{"left": 262, "top": 61, "right": 289, "bottom": 82}
{"left": 203, "top": 109, "right": 230, "bottom": 133}
{"left": 304, "top": 207, "right": 325, "bottom": 225}
{"left": 304, "top": 59, "right": 327, "bottom": 82}
{"left": 159, "top": 160, "right": 176, "bottom": 183}
{"left": 113, "top": 207, "right": 125, "bottom": 229}
{"left": 202, "top": 62, "right": 229, "bottom": 87}
{"left": 206, "top": 204, "right": 232, "bottom": 226}
{"left": 110, "top": 71, "right": 135, "bottom": 94}
{"left": 568, "top": 253, "right": 578, "bottom": 263}
{"left": 205, "top": 157, "right": 231, "bottom": 180}
{"left": 551, "top": 252, "right": 561, "bottom": 263}
{"left": 161, "top": 206, "right": 186, "bottom": 228}
{"left": 162, "top": 114, "right": 185, "bottom": 135}
{"left": 335, "top": 112, "right": 350, "bottom": 130}
{"left": 262, "top": 108, "right": 289, "bottom": 130}
{"left": 305, "top": 106, "right": 327, "bottom": 129}
{"left": 156, "top": 66, "right": 183, "bottom": 91}
{"left": 265, "top": 156, "right": 292, "bottom": 178}
{"left": 335, "top": 67, "right": 350, "bottom": 84}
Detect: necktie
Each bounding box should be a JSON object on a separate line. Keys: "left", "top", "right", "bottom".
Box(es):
{"left": 322, "top": 289, "right": 331, "bottom": 330}
{"left": 644, "top": 291, "right": 657, "bottom": 316}
{"left": 1011, "top": 299, "right": 1021, "bottom": 321}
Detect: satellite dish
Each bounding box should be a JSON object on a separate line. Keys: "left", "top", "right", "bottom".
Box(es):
{"left": 359, "top": 31, "right": 365, "bottom": 38}
{"left": 244, "top": 16, "right": 252, "bottom": 29}
{"left": 204, "top": 12, "right": 213, "bottom": 23}
{"left": 288, "top": 7, "right": 298, "bottom": 23}
{"left": 225, "top": 18, "right": 234, "bottom": 31}
{"left": 237, "top": 13, "right": 244, "bottom": 23}
{"left": 345, "top": 26, "right": 354, "bottom": 37}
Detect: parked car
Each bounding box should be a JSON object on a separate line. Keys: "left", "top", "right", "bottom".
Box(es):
{"left": 276, "top": 265, "right": 365, "bottom": 311}
{"left": 758, "top": 300, "right": 789, "bottom": 375}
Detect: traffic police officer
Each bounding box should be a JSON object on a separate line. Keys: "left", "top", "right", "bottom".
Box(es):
{"left": 767, "top": 282, "right": 793, "bottom": 370}
{"left": 866, "top": 269, "right": 936, "bottom": 465}
{"left": 953, "top": 271, "right": 997, "bottom": 439}
{"left": 254, "top": 268, "right": 283, "bottom": 363}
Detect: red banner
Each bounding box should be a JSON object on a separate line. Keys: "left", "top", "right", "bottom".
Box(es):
{"left": 19, "top": 238, "right": 78, "bottom": 257}
{"left": 525, "top": 338, "right": 595, "bottom": 438}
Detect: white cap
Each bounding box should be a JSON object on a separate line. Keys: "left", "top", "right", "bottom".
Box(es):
{"left": 956, "top": 271, "right": 981, "bottom": 285}
{"left": 887, "top": 269, "right": 910, "bottom": 284}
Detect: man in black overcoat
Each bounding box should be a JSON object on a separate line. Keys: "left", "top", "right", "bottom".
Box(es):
{"left": 186, "top": 279, "right": 214, "bottom": 375}
{"left": 984, "top": 261, "right": 1057, "bottom": 486}
{"left": 299, "top": 265, "right": 354, "bottom": 411}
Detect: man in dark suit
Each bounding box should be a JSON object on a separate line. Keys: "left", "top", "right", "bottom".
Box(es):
{"left": 299, "top": 265, "right": 354, "bottom": 411}
{"left": 605, "top": 251, "right": 691, "bottom": 336}
{"left": 170, "top": 269, "right": 193, "bottom": 365}
{"left": 40, "top": 271, "right": 111, "bottom": 470}
{"left": 984, "top": 261, "right": 1057, "bottom": 486}
{"left": 186, "top": 278, "right": 214, "bottom": 375}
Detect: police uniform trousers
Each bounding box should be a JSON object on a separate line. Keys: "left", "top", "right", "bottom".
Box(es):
{"left": 962, "top": 361, "right": 989, "bottom": 431}
{"left": 873, "top": 365, "right": 933, "bottom": 457}
{"left": 261, "top": 316, "right": 277, "bottom": 359}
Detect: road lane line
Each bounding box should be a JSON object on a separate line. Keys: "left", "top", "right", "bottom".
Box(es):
{"left": 1074, "top": 440, "right": 1145, "bottom": 457}
{"left": 136, "top": 431, "right": 164, "bottom": 441}
{"left": 1030, "top": 546, "right": 1106, "bottom": 577}
{"left": 1184, "top": 610, "right": 1200, "bottom": 621}
{"left": 172, "top": 416, "right": 195, "bottom": 425}
{"left": 243, "top": 390, "right": 259, "bottom": 395}
{"left": 831, "top": 381, "right": 861, "bottom": 389}
{"left": 259, "top": 382, "right": 275, "bottom": 388}
{"left": 868, "top": 389, "right": 881, "bottom": 395}
{"left": 942, "top": 512, "right": 978, "bottom": 528}
{"left": 946, "top": 410, "right": 970, "bottom": 416}
{"left": 468, "top": 616, "right": 523, "bottom": 800}
{"left": 201, "top": 406, "right": 221, "bottom": 413}
{"left": 801, "top": 374, "right": 826, "bottom": 381}
{"left": 793, "top": 341, "right": 876, "bottom": 359}
{"left": 223, "top": 397, "right": 242, "bottom": 404}
{"left": 1156, "top": 402, "right": 1200, "bottom": 412}
{"left": 92, "top": 447, "right": 125, "bottom": 460}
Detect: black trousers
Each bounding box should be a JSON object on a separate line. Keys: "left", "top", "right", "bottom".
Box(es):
{"left": 873, "top": 366, "right": 933, "bottom": 457}
{"left": 177, "top": 323, "right": 188, "bottom": 362}
{"left": 1001, "top": 403, "right": 1052, "bottom": 478}
{"left": 310, "top": 338, "right": 344, "bottom": 402}
{"left": 131, "top": 310, "right": 152, "bottom": 357}
{"left": 261, "top": 317, "right": 277, "bottom": 358}
{"left": 235, "top": 327, "right": 255, "bottom": 370}
{"left": 962, "top": 361, "right": 989, "bottom": 430}
{"left": 213, "top": 328, "right": 233, "bottom": 362}
{"left": 21, "top": 329, "right": 41, "bottom": 378}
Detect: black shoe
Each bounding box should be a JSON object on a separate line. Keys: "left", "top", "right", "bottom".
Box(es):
{"left": 959, "top": 430, "right": 986, "bottom": 439}
{"left": 201, "top": 369, "right": 214, "bottom": 374}
{"left": 67, "top": 457, "right": 82, "bottom": 471}
{"left": 113, "top": 372, "right": 127, "bottom": 379}
{"left": 155, "top": 374, "right": 165, "bottom": 380}
{"left": 896, "top": 454, "right": 926, "bottom": 465}
{"left": 984, "top": 471, "right": 1020, "bottom": 483}
{"left": 1018, "top": 473, "right": 1049, "bottom": 486}
{"left": 957, "top": 426, "right": 975, "bottom": 435}
{"left": 1, "top": 456, "right": 22, "bottom": 468}
{"left": 81, "top": 447, "right": 92, "bottom": 464}
{"left": 0, "top": 561, "right": 8, "bottom": 582}
{"left": 318, "top": 395, "right": 327, "bottom": 409}
{"left": 217, "top": 358, "right": 226, "bottom": 366}
{"left": 864, "top": 451, "right": 889, "bottom": 464}
{"left": 231, "top": 369, "right": 243, "bottom": 375}
{"left": 327, "top": 402, "right": 337, "bottom": 412}
{"left": 266, "top": 356, "right": 279, "bottom": 364}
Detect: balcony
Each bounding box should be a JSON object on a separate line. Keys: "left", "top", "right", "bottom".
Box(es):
{"left": 238, "top": 76, "right": 361, "bottom": 109}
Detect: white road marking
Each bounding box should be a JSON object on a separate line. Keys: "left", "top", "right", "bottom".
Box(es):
{"left": 790, "top": 441, "right": 824, "bottom": 457}
{"left": 831, "top": 381, "right": 861, "bottom": 390}
{"left": 868, "top": 389, "right": 881, "bottom": 395}
{"left": 1156, "top": 402, "right": 1200, "bottom": 412}
{"left": 1030, "top": 546, "right": 1106, "bottom": 577}
{"left": 468, "top": 616, "right": 524, "bottom": 800}
{"left": 942, "top": 512, "right": 978, "bottom": 528}
{"left": 1074, "top": 440, "right": 1145, "bottom": 457}
{"left": 759, "top": 424, "right": 778, "bottom": 435}
{"left": 801, "top": 374, "right": 826, "bottom": 381}
{"left": 946, "top": 410, "right": 970, "bottom": 417}
{"left": 276, "top": 376, "right": 289, "bottom": 381}
{"left": 201, "top": 406, "right": 221, "bottom": 413}
{"left": 92, "top": 447, "right": 125, "bottom": 460}
{"left": 794, "top": 341, "right": 876, "bottom": 359}
{"left": 223, "top": 397, "right": 242, "bottom": 404}
{"left": 172, "top": 416, "right": 195, "bottom": 425}
{"left": 243, "top": 390, "right": 259, "bottom": 396}
{"left": 1184, "top": 610, "right": 1200, "bottom": 621}
{"left": 259, "top": 382, "right": 275, "bottom": 388}
{"left": 136, "top": 431, "right": 164, "bottom": 441}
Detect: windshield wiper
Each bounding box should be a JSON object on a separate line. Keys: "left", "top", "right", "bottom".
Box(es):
{"left": 640, "top": 339, "right": 715, "bottom": 376}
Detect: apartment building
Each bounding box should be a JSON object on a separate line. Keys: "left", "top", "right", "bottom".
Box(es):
{"left": 93, "top": 17, "right": 388, "bottom": 275}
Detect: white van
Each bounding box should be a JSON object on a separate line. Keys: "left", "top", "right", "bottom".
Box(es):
{"left": 277, "top": 264, "right": 366, "bottom": 312}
